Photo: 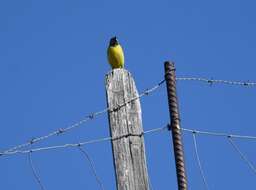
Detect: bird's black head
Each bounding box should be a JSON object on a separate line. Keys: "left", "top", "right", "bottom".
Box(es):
{"left": 109, "top": 36, "right": 119, "bottom": 46}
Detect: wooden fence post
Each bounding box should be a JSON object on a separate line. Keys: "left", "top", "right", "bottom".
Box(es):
{"left": 105, "top": 68, "right": 150, "bottom": 190}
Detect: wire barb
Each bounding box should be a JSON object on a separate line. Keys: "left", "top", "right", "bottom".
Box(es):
{"left": 78, "top": 147, "right": 105, "bottom": 190}
{"left": 192, "top": 132, "right": 210, "bottom": 190}
{"left": 0, "top": 79, "right": 165, "bottom": 155}
{"left": 28, "top": 152, "right": 46, "bottom": 190}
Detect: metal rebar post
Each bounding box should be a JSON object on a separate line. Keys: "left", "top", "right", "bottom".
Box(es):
{"left": 164, "top": 61, "right": 188, "bottom": 190}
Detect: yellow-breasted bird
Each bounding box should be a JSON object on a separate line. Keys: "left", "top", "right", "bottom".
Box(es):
{"left": 107, "top": 36, "right": 124, "bottom": 69}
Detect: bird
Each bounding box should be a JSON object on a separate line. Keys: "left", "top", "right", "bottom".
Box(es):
{"left": 107, "top": 36, "right": 124, "bottom": 69}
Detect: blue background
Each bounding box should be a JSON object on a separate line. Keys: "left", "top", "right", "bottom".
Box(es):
{"left": 1, "top": 0, "right": 256, "bottom": 189}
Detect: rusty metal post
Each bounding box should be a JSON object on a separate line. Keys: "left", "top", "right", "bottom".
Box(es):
{"left": 164, "top": 61, "right": 188, "bottom": 190}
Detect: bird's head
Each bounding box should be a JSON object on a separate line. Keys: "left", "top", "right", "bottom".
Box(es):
{"left": 109, "top": 36, "right": 119, "bottom": 46}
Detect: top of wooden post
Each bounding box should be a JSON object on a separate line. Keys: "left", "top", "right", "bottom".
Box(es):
{"left": 105, "top": 68, "right": 149, "bottom": 190}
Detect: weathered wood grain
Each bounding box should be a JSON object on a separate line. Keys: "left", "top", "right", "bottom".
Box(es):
{"left": 105, "top": 69, "right": 149, "bottom": 190}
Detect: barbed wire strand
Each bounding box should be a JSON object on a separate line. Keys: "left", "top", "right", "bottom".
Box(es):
{"left": 227, "top": 137, "right": 256, "bottom": 175}
{"left": 1, "top": 125, "right": 168, "bottom": 157}
{"left": 183, "top": 128, "right": 256, "bottom": 177}
{"left": 1, "top": 79, "right": 165, "bottom": 155}
{"left": 176, "top": 77, "right": 256, "bottom": 87}
{"left": 182, "top": 128, "right": 256, "bottom": 140}
{"left": 78, "top": 147, "right": 105, "bottom": 190}
{"left": 28, "top": 152, "right": 46, "bottom": 190}
{"left": 2, "top": 76, "right": 256, "bottom": 154}
{"left": 192, "top": 132, "right": 210, "bottom": 190}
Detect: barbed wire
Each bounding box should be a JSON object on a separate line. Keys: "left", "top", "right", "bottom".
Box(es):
{"left": 28, "top": 152, "right": 46, "bottom": 190}
{"left": 2, "top": 76, "right": 256, "bottom": 155}
{"left": 183, "top": 127, "right": 256, "bottom": 178}
{"left": 182, "top": 128, "right": 256, "bottom": 140}
{"left": 227, "top": 137, "right": 256, "bottom": 175}
{"left": 0, "top": 125, "right": 168, "bottom": 157}
{"left": 192, "top": 132, "right": 210, "bottom": 190}
{"left": 3, "top": 74, "right": 256, "bottom": 190}
{"left": 0, "top": 79, "right": 165, "bottom": 155}
{"left": 78, "top": 147, "right": 105, "bottom": 190}
{"left": 176, "top": 77, "right": 256, "bottom": 87}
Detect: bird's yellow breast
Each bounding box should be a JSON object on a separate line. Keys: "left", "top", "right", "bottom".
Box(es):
{"left": 107, "top": 45, "right": 124, "bottom": 69}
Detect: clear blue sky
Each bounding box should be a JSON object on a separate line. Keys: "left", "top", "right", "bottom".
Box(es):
{"left": 1, "top": 0, "right": 256, "bottom": 189}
